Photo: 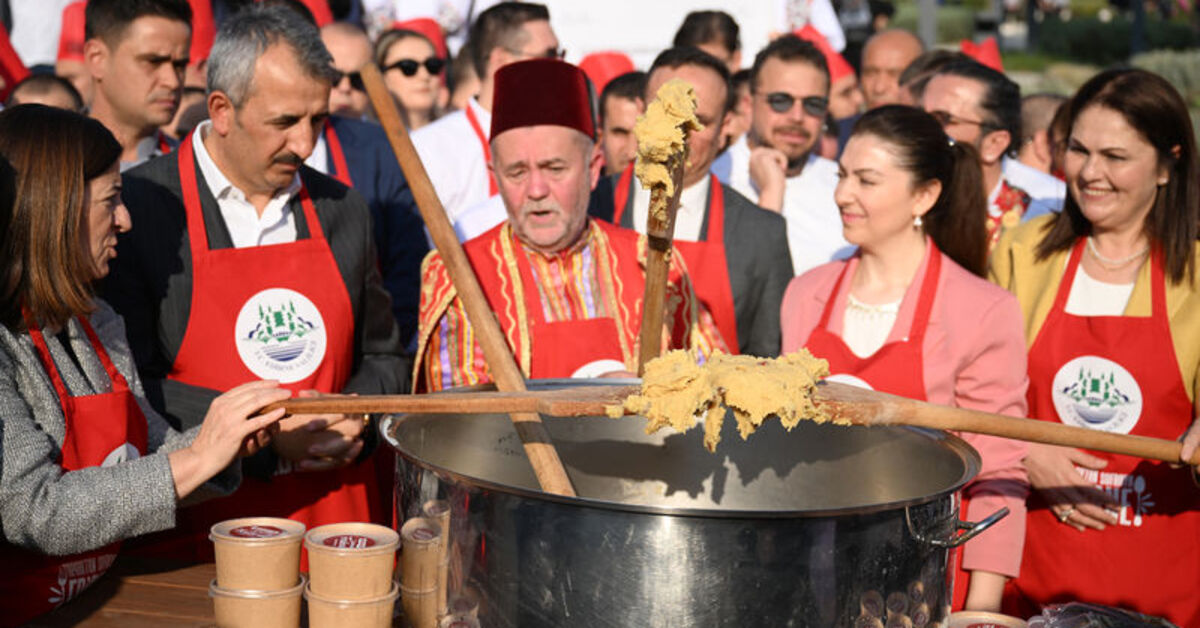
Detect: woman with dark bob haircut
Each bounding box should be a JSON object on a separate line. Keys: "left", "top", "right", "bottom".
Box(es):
{"left": 782, "top": 105, "right": 1030, "bottom": 613}
{"left": 0, "top": 105, "right": 289, "bottom": 624}
{"left": 994, "top": 69, "right": 1200, "bottom": 625}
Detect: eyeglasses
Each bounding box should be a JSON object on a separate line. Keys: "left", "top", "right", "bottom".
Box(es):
{"left": 928, "top": 109, "right": 999, "bottom": 131}
{"left": 504, "top": 46, "right": 567, "bottom": 61}
{"left": 764, "top": 92, "right": 828, "bottom": 117}
{"left": 383, "top": 57, "right": 446, "bottom": 77}
{"left": 333, "top": 70, "right": 365, "bottom": 92}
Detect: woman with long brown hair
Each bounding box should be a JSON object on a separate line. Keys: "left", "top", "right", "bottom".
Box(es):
{"left": 0, "top": 105, "right": 289, "bottom": 625}
{"left": 994, "top": 69, "right": 1200, "bottom": 626}
{"left": 782, "top": 105, "right": 1030, "bottom": 611}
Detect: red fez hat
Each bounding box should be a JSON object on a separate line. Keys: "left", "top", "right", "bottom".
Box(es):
{"left": 491, "top": 59, "right": 595, "bottom": 141}
{"left": 579, "top": 51, "right": 634, "bottom": 95}
{"left": 57, "top": 1, "right": 86, "bottom": 63}
{"left": 794, "top": 25, "right": 854, "bottom": 84}
{"left": 188, "top": 0, "right": 216, "bottom": 67}
{"left": 960, "top": 36, "right": 1004, "bottom": 73}
{"left": 392, "top": 17, "right": 448, "bottom": 61}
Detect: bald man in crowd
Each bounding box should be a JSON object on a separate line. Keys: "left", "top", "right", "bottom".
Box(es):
{"left": 6, "top": 74, "right": 85, "bottom": 111}
{"left": 859, "top": 28, "right": 923, "bottom": 110}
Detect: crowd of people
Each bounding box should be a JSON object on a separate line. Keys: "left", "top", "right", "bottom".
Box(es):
{"left": 0, "top": 0, "right": 1197, "bottom": 626}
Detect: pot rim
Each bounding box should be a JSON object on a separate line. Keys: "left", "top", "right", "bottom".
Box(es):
{"left": 382, "top": 379, "right": 982, "bottom": 519}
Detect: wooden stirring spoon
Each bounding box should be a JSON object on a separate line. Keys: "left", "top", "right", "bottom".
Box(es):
{"left": 269, "top": 381, "right": 1199, "bottom": 466}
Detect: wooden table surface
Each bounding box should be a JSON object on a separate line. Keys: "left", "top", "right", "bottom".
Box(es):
{"left": 31, "top": 557, "right": 406, "bottom": 627}
{"left": 33, "top": 558, "right": 219, "bottom": 627}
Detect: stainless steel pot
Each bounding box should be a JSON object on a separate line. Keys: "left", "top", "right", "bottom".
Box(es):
{"left": 383, "top": 380, "right": 1006, "bottom": 628}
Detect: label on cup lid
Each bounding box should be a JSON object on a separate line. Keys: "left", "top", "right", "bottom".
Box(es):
{"left": 230, "top": 525, "right": 286, "bottom": 538}
{"left": 410, "top": 527, "right": 437, "bottom": 541}
{"left": 323, "top": 534, "right": 377, "bottom": 549}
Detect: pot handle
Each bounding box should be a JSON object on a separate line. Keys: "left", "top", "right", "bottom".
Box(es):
{"left": 907, "top": 506, "right": 1009, "bottom": 548}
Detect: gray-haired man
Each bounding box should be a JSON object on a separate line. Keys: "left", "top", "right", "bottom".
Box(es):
{"left": 104, "top": 3, "right": 406, "bottom": 561}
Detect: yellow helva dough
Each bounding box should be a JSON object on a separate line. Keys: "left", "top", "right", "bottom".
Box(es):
{"left": 633, "top": 78, "right": 703, "bottom": 204}
{"left": 610, "top": 350, "right": 843, "bottom": 452}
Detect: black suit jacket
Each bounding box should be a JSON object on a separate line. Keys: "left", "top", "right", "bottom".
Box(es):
{"left": 589, "top": 175, "right": 794, "bottom": 357}
{"left": 103, "top": 149, "right": 409, "bottom": 433}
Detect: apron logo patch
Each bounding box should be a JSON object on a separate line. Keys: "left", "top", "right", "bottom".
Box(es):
{"left": 235, "top": 288, "right": 327, "bottom": 383}
{"left": 1052, "top": 355, "right": 1142, "bottom": 434}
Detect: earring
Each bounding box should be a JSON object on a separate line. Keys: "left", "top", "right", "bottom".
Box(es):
{"left": 1158, "top": 178, "right": 1169, "bottom": 186}
{"left": 913, "top": 215, "right": 923, "bottom": 229}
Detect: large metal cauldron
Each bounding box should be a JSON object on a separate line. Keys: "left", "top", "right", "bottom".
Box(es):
{"left": 384, "top": 380, "right": 1004, "bottom": 628}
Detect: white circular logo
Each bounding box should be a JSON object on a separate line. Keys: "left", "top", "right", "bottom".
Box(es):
{"left": 101, "top": 443, "right": 140, "bottom": 467}
{"left": 826, "top": 373, "right": 874, "bottom": 390}
{"left": 1051, "top": 355, "right": 1142, "bottom": 434}
{"left": 234, "top": 288, "right": 327, "bottom": 384}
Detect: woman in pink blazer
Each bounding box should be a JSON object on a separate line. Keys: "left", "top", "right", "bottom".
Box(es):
{"left": 781, "top": 105, "right": 1030, "bottom": 612}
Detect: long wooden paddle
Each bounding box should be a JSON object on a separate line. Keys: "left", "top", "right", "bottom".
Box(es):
{"left": 636, "top": 154, "right": 686, "bottom": 374}
{"left": 358, "top": 63, "right": 575, "bottom": 496}
{"left": 271, "top": 381, "right": 1200, "bottom": 466}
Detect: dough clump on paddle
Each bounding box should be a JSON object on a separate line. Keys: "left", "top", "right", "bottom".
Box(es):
{"left": 634, "top": 78, "right": 703, "bottom": 206}
{"left": 609, "top": 350, "right": 841, "bottom": 452}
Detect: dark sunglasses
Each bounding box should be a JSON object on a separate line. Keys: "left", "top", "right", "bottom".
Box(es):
{"left": 765, "top": 92, "right": 828, "bottom": 117}
{"left": 384, "top": 57, "right": 446, "bottom": 77}
{"left": 334, "top": 70, "right": 365, "bottom": 91}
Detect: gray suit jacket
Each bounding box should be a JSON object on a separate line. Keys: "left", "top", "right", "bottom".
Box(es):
{"left": 0, "top": 301, "right": 238, "bottom": 555}
{"left": 591, "top": 176, "right": 794, "bottom": 357}
{"left": 103, "top": 151, "right": 407, "bottom": 432}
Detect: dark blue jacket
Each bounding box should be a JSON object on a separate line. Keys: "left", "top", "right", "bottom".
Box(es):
{"left": 326, "top": 116, "right": 428, "bottom": 349}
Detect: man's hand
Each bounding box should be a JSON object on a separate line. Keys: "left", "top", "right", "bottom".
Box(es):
{"left": 270, "top": 390, "right": 366, "bottom": 472}
{"left": 748, "top": 146, "right": 787, "bottom": 213}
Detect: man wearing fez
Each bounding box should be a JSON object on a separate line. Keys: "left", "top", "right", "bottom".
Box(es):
{"left": 415, "top": 59, "right": 726, "bottom": 391}
{"left": 104, "top": 4, "right": 405, "bottom": 559}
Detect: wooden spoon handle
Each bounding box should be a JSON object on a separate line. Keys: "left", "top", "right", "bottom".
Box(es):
{"left": 816, "top": 382, "right": 1197, "bottom": 465}
{"left": 359, "top": 63, "right": 575, "bottom": 496}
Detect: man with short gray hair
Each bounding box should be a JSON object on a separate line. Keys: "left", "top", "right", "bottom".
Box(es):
{"left": 106, "top": 3, "right": 406, "bottom": 562}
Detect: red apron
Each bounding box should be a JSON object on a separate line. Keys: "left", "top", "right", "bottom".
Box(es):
{"left": 0, "top": 314, "right": 149, "bottom": 626}
{"left": 612, "top": 165, "right": 740, "bottom": 352}
{"left": 128, "top": 134, "right": 380, "bottom": 563}
{"left": 464, "top": 106, "right": 498, "bottom": 197}
{"left": 323, "top": 121, "right": 353, "bottom": 187}
{"left": 1004, "top": 240, "right": 1200, "bottom": 626}
{"left": 803, "top": 248, "right": 981, "bottom": 608}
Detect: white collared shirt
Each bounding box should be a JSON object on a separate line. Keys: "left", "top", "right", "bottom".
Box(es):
{"left": 630, "top": 175, "right": 710, "bottom": 241}
{"left": 191, "top": 122, "right": 303, "bottom": 248}
{"left": 411, "top": 98, "right": 493, "bottom": 222}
